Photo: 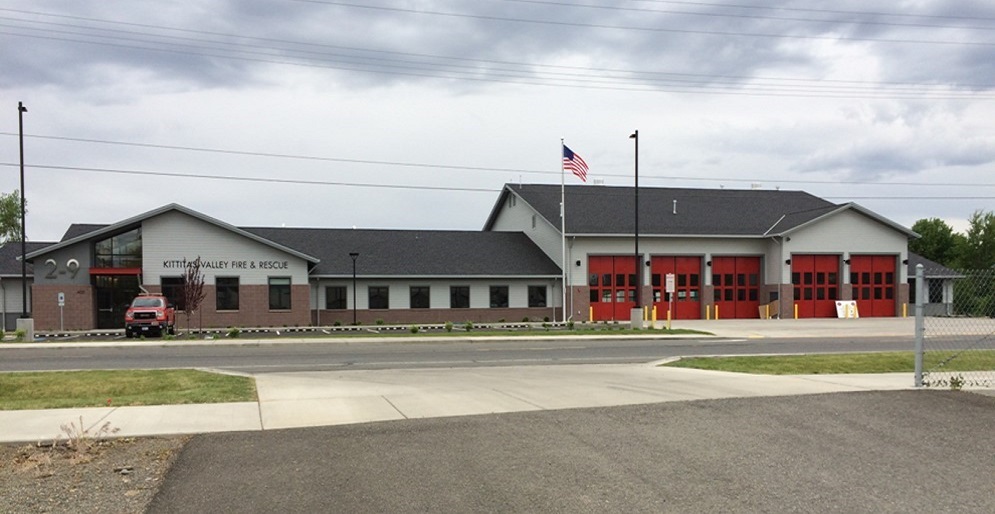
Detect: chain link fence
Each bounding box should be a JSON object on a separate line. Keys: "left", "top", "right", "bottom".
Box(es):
{"left": 915, "top": 265, "right": 995, "bottom": 389}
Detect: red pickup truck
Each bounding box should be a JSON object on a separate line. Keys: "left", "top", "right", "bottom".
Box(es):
{"left": 124, "top": 295, "right": 176, "bottom": 338}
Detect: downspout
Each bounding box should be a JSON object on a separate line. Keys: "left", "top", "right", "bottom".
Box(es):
{"left": 1, "top": 278, "right": 5, "bottom": 333}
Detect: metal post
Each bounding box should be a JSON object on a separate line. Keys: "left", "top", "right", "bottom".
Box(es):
{"left": 914, "top": 263, "right": 925, "bottom": 387}
{"left": 17, "top": 102, "right": 27, "bottom": 318}
{"left": 630, "top": 130, "right": 639, "bottom": 309}
{"left": 349, "top": 252, "right": 359, "bottom": 325}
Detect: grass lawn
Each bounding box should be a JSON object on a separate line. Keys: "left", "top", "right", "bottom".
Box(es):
{"left": 0, "top": 369, "right": 257, "bottom": 410}
{"left": 662, "top": 350, "right": 995, "bottom": 375}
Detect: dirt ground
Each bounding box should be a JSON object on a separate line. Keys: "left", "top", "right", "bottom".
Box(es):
{"left": 0, "top": 436, "right": 187, "bottom": 514}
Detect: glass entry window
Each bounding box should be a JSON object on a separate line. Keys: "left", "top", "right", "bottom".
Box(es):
{"left": 94, "top": 275, "right": 140, "bottom": 329}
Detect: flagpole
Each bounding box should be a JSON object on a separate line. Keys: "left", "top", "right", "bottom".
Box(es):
{"left": 560, "top": 138, "right": 568, "bottom": 323}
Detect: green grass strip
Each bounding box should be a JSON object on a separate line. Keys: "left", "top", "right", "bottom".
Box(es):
{"left": 662, "top": 350, "right": 995, "bottom": 375}
{"left": 0, "top": 369, "right": 257, "bottom": 410}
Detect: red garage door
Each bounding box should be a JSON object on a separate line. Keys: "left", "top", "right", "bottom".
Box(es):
{"left": 588, "top": 256, "right": 638, "bottom": 321}
{"left": 850, "top": 255, "right": 897, "bottom": 317}
{"left": 712, "top": 256, "right": 761, "bottom": 319}
{"left": 792, "top": 255, "right": 840, "bottom": 318}
{"left": 651, "top": 256, "right": 701, "bottom": 320}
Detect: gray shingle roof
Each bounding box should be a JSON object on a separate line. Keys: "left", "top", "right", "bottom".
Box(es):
{"left": 907, "top": 253, "right": 963, "bottom": 279}
{"left": 0, "top": 242, "right": 54, "bottom": 276}
{"left": 62, "top": 224, "right": 106, "bottom": 241}
{"left": 244, "top": 228, "right": 561, "bottom": 277}
{"left": 486, "top": 184, "right": 841, "bottom": 236}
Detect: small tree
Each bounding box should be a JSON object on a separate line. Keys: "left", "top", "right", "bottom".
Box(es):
{"left": 0, "top": 190, "right": 24, "bottom": 243}
{"left": 182, "top": 257, "right": 206, "bottom": 333}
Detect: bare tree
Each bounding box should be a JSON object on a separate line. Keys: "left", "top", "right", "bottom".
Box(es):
{"left": 182, "top": 257, "right": 206, "bottom": 333}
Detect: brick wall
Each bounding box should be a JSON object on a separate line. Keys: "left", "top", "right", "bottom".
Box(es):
{"left": 313, "top": 307, "right": 561, "bottom": 326}
{"left": 32, "top": 284, "right": 94, "bottom": 331}
{"left": 175, "top": 284, "right": 311, "bottom": 330}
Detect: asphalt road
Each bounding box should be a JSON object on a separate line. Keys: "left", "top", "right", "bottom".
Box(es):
{"left": 147, "top": 390, "right": 995, "bottom": 513}
{"left": 0, "top": 336, "right": 924, "bottom": 373}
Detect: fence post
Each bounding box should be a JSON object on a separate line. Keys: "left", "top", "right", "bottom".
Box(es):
{"left": 914, "top": 263, "right": 924, "bottom": 387}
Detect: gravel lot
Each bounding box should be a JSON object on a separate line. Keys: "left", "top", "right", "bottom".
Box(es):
{"left": 0, "top": 436, "right": 186, "bottom": 514}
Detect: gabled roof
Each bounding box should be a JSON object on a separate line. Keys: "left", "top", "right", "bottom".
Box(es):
{"left": 0, "top": 242, "right": 54, "bottom": 276}
{"left": 244, "top": 227, "right": 561, "bottom": 277}
{"left": 908, "top": 253, "right": 963, "bottom": 279}
{"left": 484, "top": 183, "right": 915, "bottom": 238}
{"left": 777, "top": 202, "right": 918, "bottom": 238}
{"left": 26, "top": 204, "right": 319, "bottom": 264}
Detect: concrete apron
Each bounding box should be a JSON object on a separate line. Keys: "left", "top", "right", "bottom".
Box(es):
{"left": 0, "top": 364, "right": 918, "bottom": 443}
{"left": 251, "top": 363, "right": 917, "bottom": 431}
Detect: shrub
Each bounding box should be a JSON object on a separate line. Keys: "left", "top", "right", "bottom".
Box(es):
{"left": 566, "top": 320, "right": 574, "bottom": 330}
{"left": 227, "top": 326, "right": 241, "bottom": 338}
{"left": 522, "top": 316, "right": 530, "bottom": 322}
{"left": 543, "top": 316, "right": 550, "bottom": 322}
{"left": 444, "top": 321, "right": 453, "bottom": 332}
{"left": 333, "top": 321, "right": 342, "bottom": 327}
{"left": 375, "top": 318, "right": 385, "bottom": 326}
{"left": 14, "top": 328, "right": 25, "bottom": 342}
{"left": 465, "top": 321, "right": 474, "bottom": 332}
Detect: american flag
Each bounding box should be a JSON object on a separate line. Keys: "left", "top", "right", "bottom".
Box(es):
{"left": 562, "top": 145, "right": 588, "bottom": 182}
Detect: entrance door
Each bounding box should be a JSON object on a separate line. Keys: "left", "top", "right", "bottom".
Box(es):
{"left": 651, "top": 256, "right": 701, "bottom": 319}
{"left": 588, "top": 256, "right": 638, "bottom": 321}
{"left": 850, "top": 255, "right": 897, "bottom": 317}
{"left": 791, "top": 255, "right": 840, "bottom": 318}
{"left": 712, "top": 256, "right": 761, "bottom": 319}
{"left": 94, "top": 275, "right": 140, "bottom": 329}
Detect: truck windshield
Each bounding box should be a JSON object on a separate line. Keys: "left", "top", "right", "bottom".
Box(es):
{"left": 132, "top": 298, "right": 163, "bottom": 308}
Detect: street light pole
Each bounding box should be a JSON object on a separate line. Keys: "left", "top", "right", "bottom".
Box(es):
{"left": 629, "top": 130, "right": 640, "bottom": 312}
{"left": 18, "top": 102, "right": 27, "bottom": 318}
{"left": 349, "top": 252, "right": 359, "bottom": 325}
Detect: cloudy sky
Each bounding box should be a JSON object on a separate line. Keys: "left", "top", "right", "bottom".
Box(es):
{"left": 2, "top": 0, "right": 994, "bottom": 242}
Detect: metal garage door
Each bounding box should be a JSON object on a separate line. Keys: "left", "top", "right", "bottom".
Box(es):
{"left": 791, "top": 255, "right": 840, "bottom": 318}
{"left": 588, "top": 256, "right": 638, "bottom": 321}
{"left": 712, "top": 256, "right": 761, "bottom": 319}
{"left": 850, "top": 255, "right": 897, "bottom": 317}
{"left": 650, "top": 256, "right": 701, "bottom": 320}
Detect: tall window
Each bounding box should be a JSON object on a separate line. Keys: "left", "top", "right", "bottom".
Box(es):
{"left": 528, "top": 285, "right": 547, "bottom": 308}
{"left": 326, "top": 286, "right": 347, "bottom": 309}
{"left": 216, "top": 277, "right": 240, "bottom": 311}
{"left": 369, "top": 286, "right": 389, "bottom": 309}
{"left": 450, "top": 286, "right": 470, "bottom": 308}
{"left": 161, "top": 277, "right": 185, "bottom": 310}
{"left": 410, "top": 286, "right": 430, "bottom": 309}
{"left": 94, "top": 227, "right": 142, "bottom": 268}
{"left": 269, "top": 277, "right": 291, "bottom": 310}
{"left": 490, "top": 286, "right": 509, "bottom": 308}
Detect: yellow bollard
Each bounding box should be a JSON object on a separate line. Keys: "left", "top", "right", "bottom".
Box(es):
{"left": 666, "top": 309, "right": 672, "bottom": 330}
{"left": 652, "top": 306, "right": 657, "bottom": 323}
{"left": 794, "top": 304, "right": 799, "bottom": 319}
{"left": 902, "top": 303, "right": 907, "bottom": 318}
{"left": 764, "top": 304, "right": 769, "bottom": 319}
{"left": 715, "top": 305, "right": 720, "bottom": 320}
{"left": 589, "top": 306, "right": 593, "bottom": 323}
{"left": 706, "top": 305, "right": 711, "bottom": 320}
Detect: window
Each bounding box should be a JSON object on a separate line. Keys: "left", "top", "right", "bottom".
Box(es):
{"left": 161, "top": 277, "right": 185, "bottom": 311}
{"left": 94, "top": 227, "right": 142, "bottom": 268}
{"left": 326, "top": 286, "right": 347, "bottom": 310}
{"left": 450, "top": 286, "right": 470, "bottom": 308}
{"left": 410, "top": 286, "right": 430, "bottom": 309}
{"left": 216, "top": 277, "right": 239, "bottom": 311}
{"left": 528, "top": 285, "right": 547, "bottom": 307}
{"left": 369, "top": 286, "right": 389, "bottom": 309}
{"left": 489, "top": 286, "right": 509, "bottom": 308}
{"left": 927, "top": 280, "right": 943, "bottom": 304}
{"left": 269, "top": 277, "right": 292, "bottom": 310}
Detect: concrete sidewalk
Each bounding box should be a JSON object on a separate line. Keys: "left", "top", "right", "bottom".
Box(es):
{"left": 0, "top": 362, "right": 919, "bottom": 443}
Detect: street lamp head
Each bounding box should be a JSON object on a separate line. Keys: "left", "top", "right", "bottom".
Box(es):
{"left": 629, "top": 130, "right": 637, "bottom": 139}
{"left": 349, "top": 252, "right": 359, "bottom": 259}
{"left": 18, "top": 102, "right": 27, "bottom": 113}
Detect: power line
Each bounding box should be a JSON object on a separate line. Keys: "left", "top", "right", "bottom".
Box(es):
{"left": 286, "top": 0, "right": 995, "bottom": 47}
{"left": 3, "top": 132, "right": 995, "bottom": 189}
{"left": 499, "top": 0, "right": 995, "bottom": 32}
